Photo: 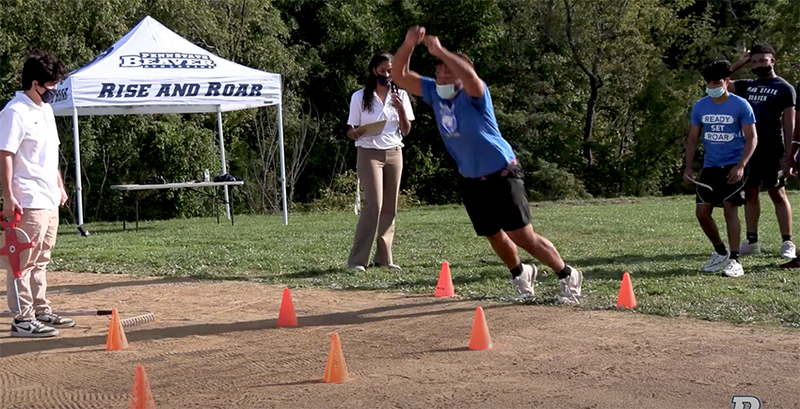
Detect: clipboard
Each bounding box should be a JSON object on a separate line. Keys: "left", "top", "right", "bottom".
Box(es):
{"left": 356, "top": 120, "right": 387, "bottom": 137}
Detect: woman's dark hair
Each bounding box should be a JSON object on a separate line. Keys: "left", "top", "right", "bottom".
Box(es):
{"left": 21, "top": 50, "right": 68, "bottom": 90}
{"left": 362, "top": 53, "right": 393, "bottom": 113}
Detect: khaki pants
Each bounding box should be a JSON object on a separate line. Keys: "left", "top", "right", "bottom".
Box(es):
{"left": 6, "top": 209, "right": 59, "bottom": 321}
{"left": 348, "top": 147, "right": 403, "bottom": 267}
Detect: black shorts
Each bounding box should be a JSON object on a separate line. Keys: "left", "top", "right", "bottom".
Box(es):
{"left": 461, "top": 160, "right": 532, "bottom": 236}
{"left": 695, "top": 164, "right": 748, "bottom": 208}
{"left": 744, "top": 156, "right": 785, "bottom": 189}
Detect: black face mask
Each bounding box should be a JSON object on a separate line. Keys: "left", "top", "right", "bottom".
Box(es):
{"left": 751, "top": 66, "right": 773, "bottom": 78}
{"left": 376, "top": 74, "right": 391, "bottom": 86}
{"left": 38, "top": 86, "right": 57, "bottom": 104}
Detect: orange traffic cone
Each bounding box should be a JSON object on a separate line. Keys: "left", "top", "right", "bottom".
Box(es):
{"left": 129, "top": 365, "right": 156, "bottom": 409}
{"left": 468, "top": 306, "right": 493, "bottom": 350}
{"left": 322, "top": 332, "right": 353, "bottom": 383}
{"left": 434, "top": 261, "right": 456, "bottom": 297}
{"left": 616, "top": 272, "right": 637, "bottom": 309}
{"left": 277, "top": 288, "right": 298, "bottom": 327}
{"left": 106, "top": 308, "right": 129, "bottom": 351}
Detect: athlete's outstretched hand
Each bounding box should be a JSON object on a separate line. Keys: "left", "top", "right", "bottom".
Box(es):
{"left": 728, "top": 164, "right": 744, "bottom": 184}
{"left": 404, "top": 26, "right": 425, "bottom": 48}
{"left": 422, "top": 35, "right": 445, "bottom": 58}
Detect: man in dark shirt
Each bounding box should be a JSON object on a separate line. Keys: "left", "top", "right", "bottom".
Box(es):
{"left": 727, "top": 43, "right": 797, "bottom": 260}
{"left": 781, "top": 80, "right": 800, "bottom": 268}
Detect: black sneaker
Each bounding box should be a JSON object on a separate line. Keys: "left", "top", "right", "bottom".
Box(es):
{"left": 11, "top": 319, "right": 59, "bottom": 338}
{"left": 36, "top": 312, "right": 76, "bottom": 328}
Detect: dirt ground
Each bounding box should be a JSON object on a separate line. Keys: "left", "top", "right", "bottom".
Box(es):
{"left": 1, "top": 272, "right": 798, "bottom": 409}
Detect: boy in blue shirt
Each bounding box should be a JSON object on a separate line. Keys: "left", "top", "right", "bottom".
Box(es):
{"left": 393, "top": 26, "right": 583, "bottom": 303}
{"left": 684, "top": 60, "right": 758, "bottom": 277}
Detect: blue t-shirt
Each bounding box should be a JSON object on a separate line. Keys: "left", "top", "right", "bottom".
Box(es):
{"left": 690, "top": 94, "right": 756, "bottom": 168}
{"left": 420, "top": 76, "right": 515, "bottom": 178}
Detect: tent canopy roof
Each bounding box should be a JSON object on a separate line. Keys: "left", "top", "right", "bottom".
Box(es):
{"left": 52, "top": 16, "right": 281, "bottom": 116}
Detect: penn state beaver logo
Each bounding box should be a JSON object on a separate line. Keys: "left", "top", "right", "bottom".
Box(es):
{"left": 119, "top": 53, "right": 216, "bottom": 69}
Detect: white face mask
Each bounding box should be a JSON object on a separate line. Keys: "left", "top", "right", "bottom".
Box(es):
{"left": 436, "top": 84, "right": 458, "bottom": 99}
{"left": 706, "top": 84, "right": 726, "bottom": 98}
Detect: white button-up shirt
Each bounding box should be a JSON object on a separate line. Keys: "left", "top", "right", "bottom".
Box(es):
{"left": 0, "top": 91, "right": 61, "bottom": 209}
{"left": 347, "top": 88, "right": 414, "bottom": 150}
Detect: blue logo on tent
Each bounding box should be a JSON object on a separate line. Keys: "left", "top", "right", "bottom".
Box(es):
{"left": 53, "top": 87, "right": 69, "bottom": 103}
{"left": 119, "top": 52, "right": 216, "bottom": 69}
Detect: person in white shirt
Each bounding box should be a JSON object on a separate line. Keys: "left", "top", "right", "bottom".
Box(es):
{"left": 0, "top": 50, "right": 70, "bottom": 338}
{"left": 346, "top": 52, "right": 415, "bottom": 271}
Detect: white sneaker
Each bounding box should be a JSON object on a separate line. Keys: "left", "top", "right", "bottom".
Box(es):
{"left": 373, "top": 262, "right": 402, "bottom": 271}
{"left": 11, "top": 319, "right": 59, "bottom": 338}
{"left": 35, "top": 312, "right": 75, "bottom": 328}
{"left": 721, "top": 259, "right": 744, "bottom": 277}
{"left": 780, "top": 241, "right": 796, "bottom": 259}
{"left": 509, "top": 264, "right": 536, "bottom": 298}
{"left": 701, "top": 252, "right": 729, "bottom": 272}
{"left": 557, "top": 266, "right": 583, "bottom": 304}
{"left": 739, "top": 240, "right": 761, "bottom": 255}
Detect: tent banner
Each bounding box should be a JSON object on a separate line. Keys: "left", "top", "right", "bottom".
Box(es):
{"left": 56, "top": 81, "right": 274, "bottom": 103}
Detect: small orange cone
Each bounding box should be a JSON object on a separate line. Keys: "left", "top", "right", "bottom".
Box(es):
{"left": 434, "top": 261, "right": 456, "bottom": 297}
{"left": 468, "top": 306, "right": 493, "bottom": 350}
{"left": 616, "top": 272, "right": 637, "bottom": 309}
{"left": 129, "top": 364, "right": 156, "bottom": 409}
{"left": 322, "top": 332, "right": 353, "bottom": 383}
{"left": 277, "top": 288, "right": 298, "bottom": 327}
{"left": 106, "top": 308, "right": 129, "bottom": 351}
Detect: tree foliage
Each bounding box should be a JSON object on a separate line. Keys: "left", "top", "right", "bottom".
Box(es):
{"left": 0, "top": 0, "right": 797, "bottom": 222}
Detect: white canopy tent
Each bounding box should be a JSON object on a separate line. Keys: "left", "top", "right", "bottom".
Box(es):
{"left": 51, "top": 15, "right": 288, "bottom": 234}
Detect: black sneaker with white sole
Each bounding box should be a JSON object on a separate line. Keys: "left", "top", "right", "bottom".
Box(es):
{"left": 36, "top": 312, "right": 76, "bottom": 328}
{"left": 11, "top": 319, "right": 59, "bottom": 338}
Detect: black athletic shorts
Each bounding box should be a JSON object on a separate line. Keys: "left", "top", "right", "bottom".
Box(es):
{"left": 461, "top": 159, "right": 532, "bottom": 237}
{"left": 695, "top": 164, "right": 749, "bottom": 208}
{"left": 744, "top": 155, "right": 785, "bottom": 189}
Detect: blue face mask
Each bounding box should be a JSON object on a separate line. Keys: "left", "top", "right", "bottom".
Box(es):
{"left": 36, "top": 83, "right": 57, "bottom": 104}
{"left": 376, "top": 74, "right": 391, "bottom": 87}
{"left": 436, "top": 84, "right": 457, "bottom": 99}
{"left": 706, "top": 84, "right": 726, "bottom": 99}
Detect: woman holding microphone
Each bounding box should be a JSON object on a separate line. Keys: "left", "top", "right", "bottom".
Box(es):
{"left": 346, "top": 52, "right": 415, "bottom": 271}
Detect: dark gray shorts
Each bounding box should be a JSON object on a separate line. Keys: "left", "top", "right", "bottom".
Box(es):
{"left": 461, "top": 160, "right": 532, "bottom": 236}
{"left": 696, "top": 164, "right": 749, "bottom": 208}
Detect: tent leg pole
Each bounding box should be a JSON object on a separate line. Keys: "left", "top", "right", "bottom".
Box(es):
{"left": 278, "top": 103, "right": 288, "bottom": 225}
{"left": 217, "top": 108, "right": 230, "bottom": 220}
{"left": 72, "top": 108, "right": 89, "bottom": 236}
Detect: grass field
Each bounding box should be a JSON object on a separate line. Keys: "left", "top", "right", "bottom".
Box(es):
{"left": 50, "top": 194, "right": 800, "bottom": 328}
